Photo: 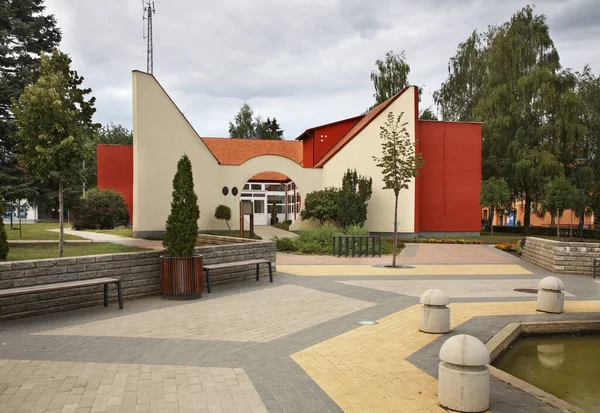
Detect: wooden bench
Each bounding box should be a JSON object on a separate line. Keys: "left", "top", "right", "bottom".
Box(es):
{"left": 203, "top": 259, "right": 273, "bottom": 293}
{"left": 0, "top": 277, "right": 124, "bottom": 310}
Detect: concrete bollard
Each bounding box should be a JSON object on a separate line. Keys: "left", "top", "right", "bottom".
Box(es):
{"left": 419, "top": 289, "right": 450, "bottom": 334}
{"left": 438, "top": 334, "right": 490, "bottom": 413}
{"left": 536, "top": 276, "right": 565, "bottom": 314}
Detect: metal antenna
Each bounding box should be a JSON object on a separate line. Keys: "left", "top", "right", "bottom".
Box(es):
{"left": 142, "top": 0, "right": 156, "bottom": 74}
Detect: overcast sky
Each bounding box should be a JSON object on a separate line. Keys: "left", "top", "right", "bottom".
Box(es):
{"left": 45, "top": 0, "right": 600, "bottom": 140}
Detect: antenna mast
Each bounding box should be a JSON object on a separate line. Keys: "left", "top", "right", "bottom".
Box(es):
{"left": 142, "top": 0, "right": 156, "bottom": 74}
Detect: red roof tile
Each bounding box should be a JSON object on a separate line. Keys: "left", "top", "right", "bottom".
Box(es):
{"left": 249, "top": 172, "right": 290, "bottom": 182}
{"left": 201, "top": 138, "right": 303, "bottom": 165}
{"left": 314, "top": 87, "right": 412, "bottom": 167}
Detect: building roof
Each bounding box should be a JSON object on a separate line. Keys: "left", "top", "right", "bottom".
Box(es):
{"left": 200, "top": 138, "right": 303, "bottom": 165}
{"left": 314, "top": 86, "right": 411, "bottom": 167}
{"left": 249, "top": 172, "right": 290, "bottom": 182}
{"left": 295, "top": 115, "right": 363, "bottom": 141}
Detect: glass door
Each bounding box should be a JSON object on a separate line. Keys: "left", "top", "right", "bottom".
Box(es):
{"left": 253, "top": 198, "right": 267, "bottom": 225}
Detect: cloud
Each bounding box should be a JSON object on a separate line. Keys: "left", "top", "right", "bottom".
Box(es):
{"left": 45, "top": 0, "right": 600, "bottom": 139}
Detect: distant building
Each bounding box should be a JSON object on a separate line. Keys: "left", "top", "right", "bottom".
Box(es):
{"left": 97, "top": 71, "right": 483, "bottom": 238}
{"left": 2, "top": 201, "right": 38, "bottom": 223}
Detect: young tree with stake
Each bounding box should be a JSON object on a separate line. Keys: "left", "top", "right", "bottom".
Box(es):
{"left": 373, "top": 112, "right": 423, "bottom": 267}
{"left": 12, "top": 50, "right": 98, "bottom": 257}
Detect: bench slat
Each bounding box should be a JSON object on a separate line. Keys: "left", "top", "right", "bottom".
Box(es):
{"left": 0, "top": 278, "right": 120, "bottom": 298}
{"left": 203, "top": 259, "right": 271, "bottom": 270}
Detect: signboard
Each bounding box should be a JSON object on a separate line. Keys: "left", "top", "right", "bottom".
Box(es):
{"left": 506, "top": 211, "right": 515, "bottom": 227}
{"left": 241, "top": 200, "right": 253, "bottom": 215}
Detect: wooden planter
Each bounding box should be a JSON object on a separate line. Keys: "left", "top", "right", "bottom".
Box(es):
{"left": 159, "top": 255, "right": 203, "bottom": 299}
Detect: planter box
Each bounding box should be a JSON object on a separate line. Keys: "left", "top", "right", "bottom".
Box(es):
{"left": 159, "top": 255, "right": 203, "bottom": 299}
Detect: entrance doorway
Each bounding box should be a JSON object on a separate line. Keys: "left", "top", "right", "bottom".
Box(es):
{"left": 241, "top": 172, "right": 301, "bottom": 226}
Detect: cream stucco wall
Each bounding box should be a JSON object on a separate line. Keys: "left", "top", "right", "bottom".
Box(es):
{"left": 321, "top": 87, "right": 417, "bottom": 233}
{"left": 132, "top": 71, "right": 322, "bottom": 236}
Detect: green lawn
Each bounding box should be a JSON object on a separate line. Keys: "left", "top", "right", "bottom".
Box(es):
{"left": 5, "top": 243, "right": 148, "bottom": 261}
{"left": 86, "top": 228, "right": 133, "bottom": 237}
{"left": 4, "top": 222, "right": 84, "bottom": 241}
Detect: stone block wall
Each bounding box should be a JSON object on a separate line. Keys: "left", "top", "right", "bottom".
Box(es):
{"left": 0, "top": 238, "right": 275, "bottom": 321}
{"left": 197, "top": 234, "right": 255, "bottom": 246}
{"left": 522, "top": 237, "right": 600, "bottom": 276}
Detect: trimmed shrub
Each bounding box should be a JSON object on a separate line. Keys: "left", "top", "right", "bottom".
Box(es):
{"left": 72, "top": 188, "right": 129, "bottom": 230}
{"left": 163, "top": 155, "right": 200, "bottom": 257}
{"left": 214, "top": 205, "right": 232, "bottom": 230}
{"left": 300, "top": 187, "right": 340, "bottom": 225}
{"left": 0, "top": 203, "right": 8, "bottom": 260}
{"left": 276, "top": 237, "right": 297, "bottom": 252}
{"left": 273, "top": 220, "right": 292, "bottom": 231}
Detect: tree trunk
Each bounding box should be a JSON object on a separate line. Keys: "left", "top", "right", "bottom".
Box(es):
{"left": 550, "top": 211, "right": 556, "bottom": 228}
{"left": 393, "top": 193, "right": 399, "bottom": 268}
{"left": 490, "top": 206, "right": 495, "bottom": 236}
{"left": 556, "top": 210, "right": 559, "bottom": 239}
{"left": 58, "top": 179, "right": 64, "bottom": 258}
{"left": 524, "top": 195, "right": 531, "bottom": 236}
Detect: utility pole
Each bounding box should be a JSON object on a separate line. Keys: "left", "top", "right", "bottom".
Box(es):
{"left": 142, "top": 0, "right": 156, "bottom": 74}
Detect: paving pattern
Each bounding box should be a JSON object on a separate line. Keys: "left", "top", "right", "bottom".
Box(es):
{"left": 292, "top": 301, "right": 600, "bottom": 413}
{"left": 1, "top": 244, "right": 600, "bottom": 413}
{"left": 277, "top": 244, "right": 510, "bottom": 265}
{"left": 37, "top": 285, "right": 374, "bottom": 342}
{"left": 278, "top": 264, "right": 531, "bottom": 276}
{"left": 338, "top": 279, "right": 574, "bottom": 298}
{"left": 0, "top": 359, "right": 266, "bottom": 413}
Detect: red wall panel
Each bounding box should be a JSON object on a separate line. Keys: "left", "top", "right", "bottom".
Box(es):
{"left": 303, "top": 134, "right": 315, "bottom": 167}
{"left": 417, "top": 121, "right": 481, "bottom": 232}
{"left": 312, "top": 118, "right": 360, "bottom": 166}
{"left": 97, "top": 145, "right": 134, "bottom": 224}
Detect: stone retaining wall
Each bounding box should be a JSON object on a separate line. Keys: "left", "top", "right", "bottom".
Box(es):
{"left": 522, "top": 236, "right": 600, "bottom": 276}
{"left": 197, "top": 234, "right": 255, "bottom": 245}
{"left": 0, "top": 238, "right": 276, "bottom": 321}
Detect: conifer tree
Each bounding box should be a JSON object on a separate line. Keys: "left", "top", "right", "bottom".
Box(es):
{"left": 163, "top": 155, "right": 200, "bottom": 257}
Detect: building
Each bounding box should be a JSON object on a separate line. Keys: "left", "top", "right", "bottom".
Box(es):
{"left": 97, "top": 71, "right": 482, "bottom": 238}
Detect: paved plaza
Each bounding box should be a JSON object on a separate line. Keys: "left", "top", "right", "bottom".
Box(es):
{"left": 1, "top": 244, "right": 599, "bottom": 412}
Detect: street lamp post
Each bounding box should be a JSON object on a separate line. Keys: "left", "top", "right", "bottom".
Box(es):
{"left": 575, "top": 158, "right": 587, "bottom": 241}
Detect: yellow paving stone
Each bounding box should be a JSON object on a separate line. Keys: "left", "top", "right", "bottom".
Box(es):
{"left": 292, "top": 300, "right": 600, "bottom": 413}
{"left": 278, "top": 264, "right": 532, "bottom": 276}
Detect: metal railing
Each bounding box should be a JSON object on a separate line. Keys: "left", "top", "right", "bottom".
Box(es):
{"left": 332, "top": 235, "right": 381, "bottom": 257}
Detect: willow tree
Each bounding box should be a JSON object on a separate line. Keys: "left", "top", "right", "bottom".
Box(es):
{"left": 373, "top": 112, "right": 423, "bottom": 267}
{"left": 12, "top": 50, "right": 98, "bottom": 257}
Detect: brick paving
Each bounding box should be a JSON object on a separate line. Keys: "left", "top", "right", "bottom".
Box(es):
{"left": 37, "top": 285, "right": 374, "bottom": 342}
{"left": 0, "top": 359, "right": 267, "bottom": 413}
{"left": 338, "top": 279, "right": 574, "bottom": 298}
{"left": 277, "top": 244, "right": 510, "bottom": 265}
{"left": 0, "top": 245, "right": 599, "bottom": 412}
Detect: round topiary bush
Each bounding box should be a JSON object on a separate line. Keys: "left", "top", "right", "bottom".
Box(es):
{"left": 214, "top": 205, "right": 232, "bottom": 230}
{"left": 72, "top": 188, "right": 129, "bottom": 230}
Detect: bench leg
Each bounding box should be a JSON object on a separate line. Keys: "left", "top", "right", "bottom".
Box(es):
{"left": 104, "top": 284, "right": 108, "bottom": 307}
{"left": 117, "top": 281, "right": 124, "bottom": 310}
{"left": 256, "top": 263, "right": 260, "bottom": 281}
{"left": 268, "top": 263, "right": 273, "bottom": 282}
{"left": 205, "top": 269, "right": 211, "bottom": 293}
